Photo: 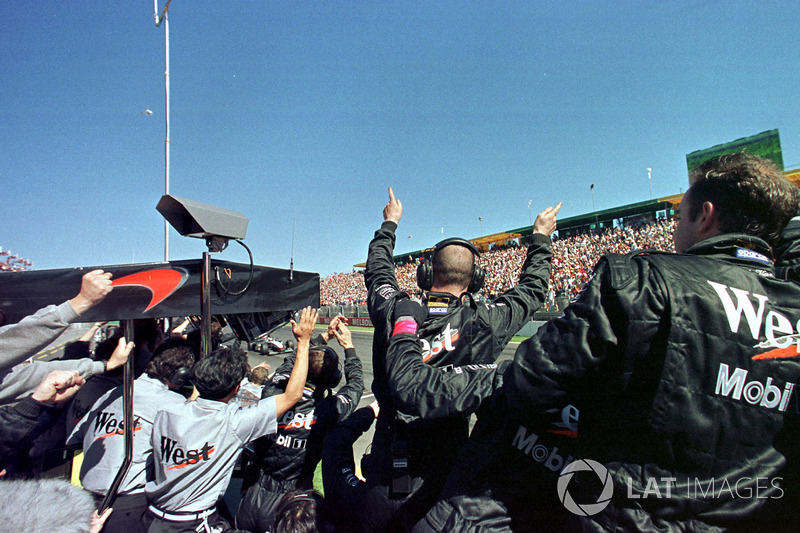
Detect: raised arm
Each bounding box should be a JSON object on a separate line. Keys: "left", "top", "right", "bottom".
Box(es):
{"left": 0, "top": 270, "right": 113, "bottom": 373}
{"left": 365, "top": 187, "right": 403, "bottom": 296}
{"left": 274, "top": 307, "right": 316, "bottom": 417}
{"left": 484, "top": 203, "right": 561, "bottom": 348}
{"left": 330, "top": 321, "right": 364, "bottom": 419}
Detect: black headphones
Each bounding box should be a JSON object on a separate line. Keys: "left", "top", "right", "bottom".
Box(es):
{"left": 416, "top": 237, "right": 485, "bottom": 293}
{"left": 309, "top": 345, "right": 342, "bottom": 390}
{"left": 168, "top": 366, "right": 192, "bottom": 390}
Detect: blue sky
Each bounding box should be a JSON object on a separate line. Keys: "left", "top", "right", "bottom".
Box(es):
{"left": 3, "top": 1, "right": 800, "bottom": 276}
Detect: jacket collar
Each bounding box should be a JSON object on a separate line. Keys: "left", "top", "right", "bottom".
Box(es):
{"left": 424, "top": 291, "right": 478, "bottom": 315}
{"left": 685, "top": 233, "right": 774, "bottom": 266}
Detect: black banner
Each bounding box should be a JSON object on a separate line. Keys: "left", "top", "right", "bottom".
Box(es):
{"left": 0, "top": 259, "right": 319, "bottom": 323}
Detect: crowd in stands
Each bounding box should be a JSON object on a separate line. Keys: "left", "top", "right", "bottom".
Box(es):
{"left": 0, "top": 248, "right": 32, "bottom": 272}
{"left": 320, "top": 218, "right": 677, "bottom": 306}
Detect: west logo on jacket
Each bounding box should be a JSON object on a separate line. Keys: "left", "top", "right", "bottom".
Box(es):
{"left": 92, "top": 412, "right": 144, "bottom": 440}
{"left": 420, "top": 323, "right": 460, "bottom": 363}
{"left": 707, "top": 280, "right": 800, "bottom": 411}
{"left": 159, "top": 435, "right": 215, "bottom": 470}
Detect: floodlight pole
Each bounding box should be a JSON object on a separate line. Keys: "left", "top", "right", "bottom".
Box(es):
{"left": 155, "top": 0, "right": 172, "bottom": 262}
{"left": 647, "top": 168, "right": 653, "bottom": 200}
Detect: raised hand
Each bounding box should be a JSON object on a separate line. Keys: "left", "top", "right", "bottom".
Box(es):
{"left": 532, "top": 202, "right": 563, "bottom": 236}
{"left": 70, "top": 269, "right": 114, "bottom": 315}
{"left": 291, "top": 306, "right": 319, "bottom": 342}
{"left": 383, "top": 187, "right": 403, "bottom": 223}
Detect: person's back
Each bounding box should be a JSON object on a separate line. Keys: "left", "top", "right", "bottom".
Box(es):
{"left": 397, "top": 153, "right": 800, "bottom": 531}
{"left": 498, "top": 152, "right": 800, "bottom": 531}
{"left": 363, "top": 187, "right": 559, "bottom": 530}
{"left": 68, "top": 338, "right": 196, "bottom": 532}
{"left": 141, "top": 308, "right": 316, "bottom": 533}
{"left": 236, "top": 320, "right": 363, "bottom": 532}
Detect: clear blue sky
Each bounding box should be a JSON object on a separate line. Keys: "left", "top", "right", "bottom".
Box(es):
{"left": 3, "top": 1, "right": 800, "bottom": 277}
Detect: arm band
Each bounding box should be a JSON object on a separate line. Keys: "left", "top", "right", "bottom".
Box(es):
{"left": 392, "top": 319, "right": 418, "bottom": 336}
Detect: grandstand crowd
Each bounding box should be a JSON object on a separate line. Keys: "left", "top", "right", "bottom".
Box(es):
{"left": 321, "top": 218, "right": 676, "bottom": 306}
{"left": 0, "top": 248, "right": 32, "bottom": 272}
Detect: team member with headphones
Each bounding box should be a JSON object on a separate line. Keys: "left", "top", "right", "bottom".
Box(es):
{"left": 235, "top": 316, "right": 363, "bottom": 532}
{"left": 361, "top": 187, "right": 561, "bottom": 531}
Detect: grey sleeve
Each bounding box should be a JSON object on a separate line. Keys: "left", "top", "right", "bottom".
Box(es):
{"left": 0, "top": 358, "right": 105, "bottom": 406}
{"left": 0, "top": 301, "right": 78, "bottom": 374}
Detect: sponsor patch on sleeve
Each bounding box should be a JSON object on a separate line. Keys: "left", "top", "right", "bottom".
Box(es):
{"left": 377, "top": 284, "right": 395, "bottom": 300}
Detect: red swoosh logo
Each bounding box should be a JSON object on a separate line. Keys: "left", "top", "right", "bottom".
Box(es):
{"left": 96, "top": 425, "right": 143, "bottom": 440}
{"left": 547, "top": 429, "right": 578, "bottom": 438}
{"left": 111, "top": 269, "right": 188, "bottom": 311}
{"left": 752, "top": 346, "right": 800, "bottom": 360}
{"left": 166, "top": 448, "right": 215, "bottom": 471}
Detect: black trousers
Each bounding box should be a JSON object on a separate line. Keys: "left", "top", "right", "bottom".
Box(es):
{"left": 91, "top": 492, "right": 148, "bottom": 533}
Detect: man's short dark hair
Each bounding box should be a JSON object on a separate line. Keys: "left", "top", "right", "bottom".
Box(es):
{"left": 250, "top": 366, "right": 269, "bottom": 386}
{"left": 145, "top": 338, "right": 197, "bottom": 383}
{"left": 688, "top": 152, "right": 800, "bottom": 248}
{"left": 307, "top": 347, "right": 338, "bottom": 389}
{"left": 191, "top": 345, "right": 248, "bottom": 401}
{"left": 273, "top": 489, "right": 328, "bottom": 533}
{"left": 432, "top": 244, "right": 475, "bottom": 288}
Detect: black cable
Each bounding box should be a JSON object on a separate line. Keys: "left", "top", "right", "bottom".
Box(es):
{"left": 213, "top": 239, "right": 254, "bottom": 298}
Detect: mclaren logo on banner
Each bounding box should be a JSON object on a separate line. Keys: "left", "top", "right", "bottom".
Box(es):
{"left": 111, "top": 268, "right": 189, "bottom": 312}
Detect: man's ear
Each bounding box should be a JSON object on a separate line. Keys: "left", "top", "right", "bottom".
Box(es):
{"left": 698, "top": 201, "right": 721, "bottom": 236}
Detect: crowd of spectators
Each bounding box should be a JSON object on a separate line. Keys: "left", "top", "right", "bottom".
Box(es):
{"left": 0, "top": 249, "right": 32, "bottom": 272}
{"left": 320, "top": 218, "right": 677, "bottom": 306}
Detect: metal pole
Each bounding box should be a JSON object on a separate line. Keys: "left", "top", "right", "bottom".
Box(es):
{"left": 202, "top": 251, "right": 212, "bottom": 357}
{"left": 528, "top": 200, "right": 532, "bottom": 225}
{"left": 99, "top": 320, "right": 135, "bottom": 514}
{"left": 647, "top": 168, "right": 653, "bottom": 200}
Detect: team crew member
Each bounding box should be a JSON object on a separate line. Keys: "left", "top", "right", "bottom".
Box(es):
{"left": 320, "top": 401, "right": 380, "bottom": 533}
{"left": 393, "top": 153, "right": 800, "bottom": 531}
{"left": 139, "top": 307, "right": 316, "bottom": 533}
{"left": 68, "top": 339, "right": 196, "bottom": 533}
{"left": 236, "top": 316, "right": 363, "bottom": 532}
{"left": 362, "top": 186, "right": 560, "bottom": 530}
{"left": 385, "top": 299, "right": 579, "bottom": 531}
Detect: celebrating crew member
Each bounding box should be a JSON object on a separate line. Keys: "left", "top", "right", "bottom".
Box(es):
{"left": 361, "top": 186, "right": 560, "bottom": 530}
{"left": 390, "top": 153, "right": 800, "bottom": 531}
{"left": 139, "top": 307, "right": 316, "bottom": 533}
{"left": 69, "top": 339, "right": 196, "bottom": 532}
{"left": 236, "top": 316, "right": 363, "bottom": 532}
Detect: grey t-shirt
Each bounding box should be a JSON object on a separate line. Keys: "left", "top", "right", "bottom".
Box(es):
{"left": 68, "top": 375, "right": 187, "bottom": 495}
{"left": 146, "top": 395, "right": 278, "bottom": 512}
